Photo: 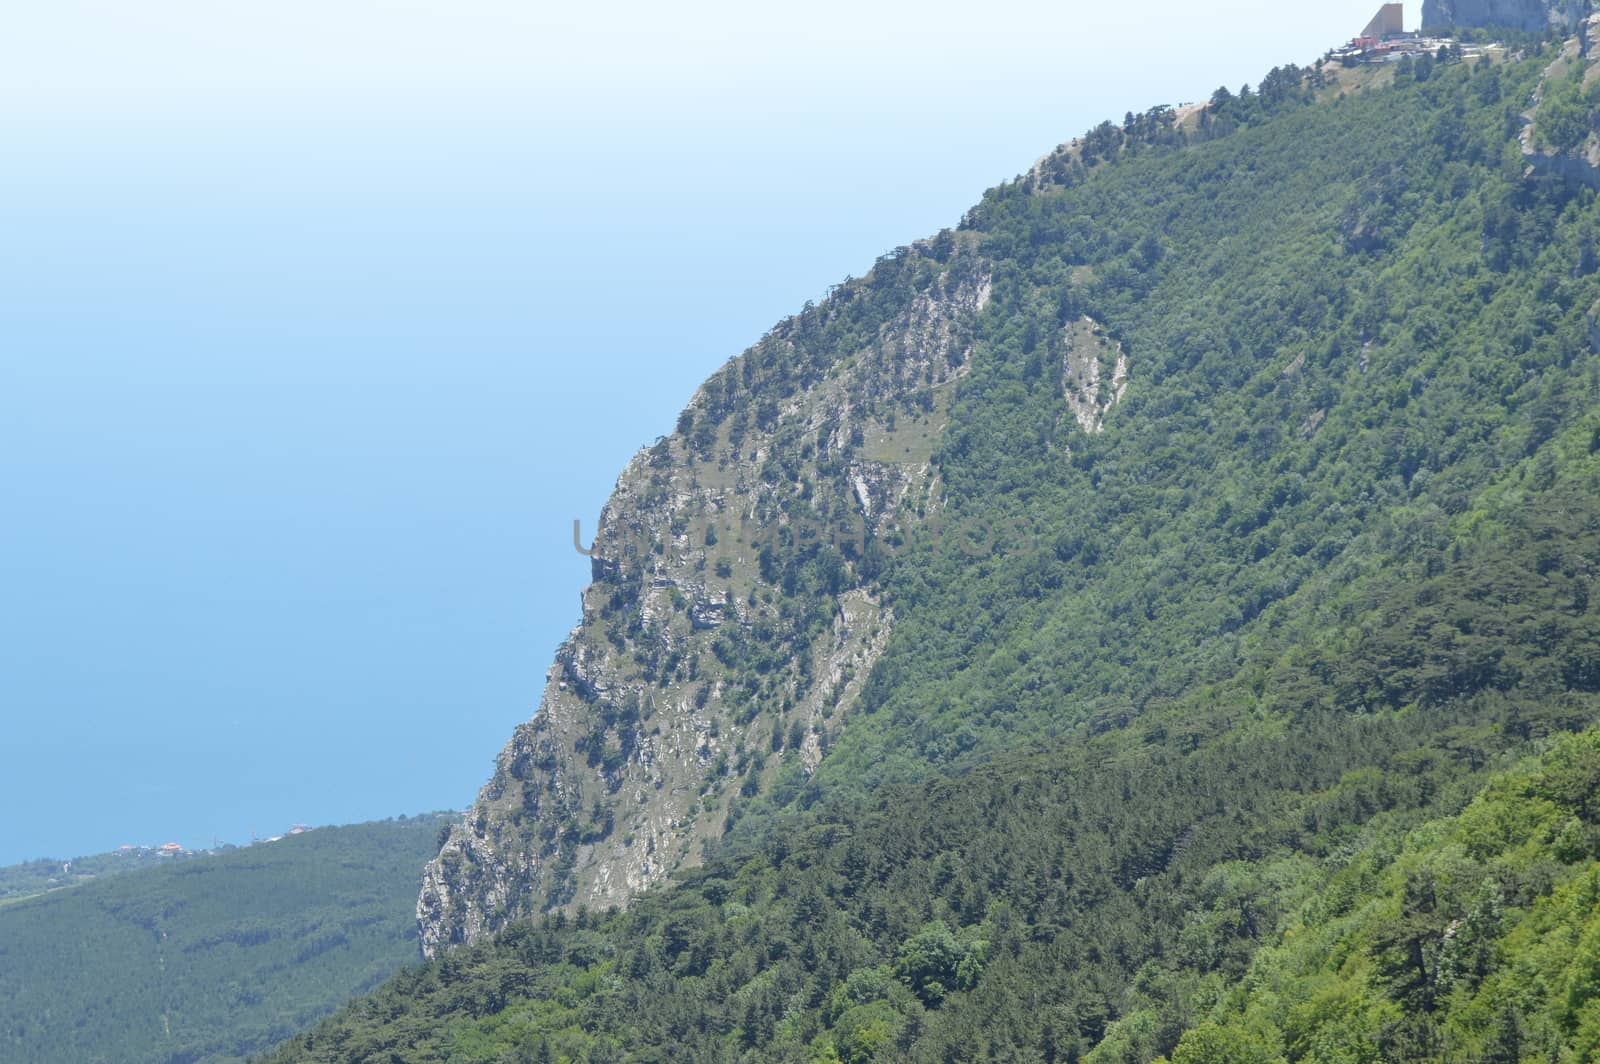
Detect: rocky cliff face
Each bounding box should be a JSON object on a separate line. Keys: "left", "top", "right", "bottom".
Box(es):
{"left": 1061, "top": 315, "right": 1128, "bottom": 435}
{"left": 1422, "top": 0, "right": 1587, "bottom": 32}
{"left": 1518, "top": 19, "right": 1600, "bottom": 190}
{"left": 417, "top": 244, "right": 994, "bottom": 955}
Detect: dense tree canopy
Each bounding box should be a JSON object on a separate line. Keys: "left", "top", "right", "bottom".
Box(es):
{"left": 0, "top": 814, "right": 452, "bottom": 1064}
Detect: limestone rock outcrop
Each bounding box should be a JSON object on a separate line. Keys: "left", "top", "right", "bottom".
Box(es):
{"left": 417, "top": 247, "right": 993, "bottom": 956}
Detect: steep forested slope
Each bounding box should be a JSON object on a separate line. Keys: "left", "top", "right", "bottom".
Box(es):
{"left": 264, "top": 473, "right": 1600, "bottom": 1063}
{"left": 279, "top": 42, "right": 1600, "bottom": 1063}
{"left": 266, "top": 728, "right": 1600, "bottom": 1063}
{"left": 1163, "top": 729, "right": 1600, "bottom": 1063}
{"left": 0, "top": 814, "right": 451, "bottom": 1064}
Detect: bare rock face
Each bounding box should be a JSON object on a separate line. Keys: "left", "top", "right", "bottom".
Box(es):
{"left": 1421, "top": 0, "right": 1586, "bottom": 32}
{"left": 1517, "top": 26, "right": 1600, "bottom": 191}
{"left": 417, "top": 247, "right": 993, "bottom": 956}
{"left": 1061, "top": 315, "right": 1128, "bottom": 435}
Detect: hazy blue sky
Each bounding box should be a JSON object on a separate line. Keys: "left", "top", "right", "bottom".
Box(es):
{"left": 1, "top": 1, "right": 1397, "bottom": 863}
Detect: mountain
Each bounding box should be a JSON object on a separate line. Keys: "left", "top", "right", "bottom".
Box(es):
{"left": 0, "top": 813, "right": 452, "bottom": 1063}
{"left": 281, "top": 29, "right": 1600, "bottom": 1063}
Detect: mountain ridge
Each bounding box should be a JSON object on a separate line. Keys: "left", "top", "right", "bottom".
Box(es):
{"left": 289, "top": 31, "right": 1600, "bottom": 1063}
{"left": 417, "top": 36, "right": 1597, "bottom": 961}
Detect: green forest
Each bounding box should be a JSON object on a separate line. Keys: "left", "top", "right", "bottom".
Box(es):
{"left": 260, "top": 36, "right": 1600, "bottom": 1064}
{"left": 0, "top": 813, "right": 452, "bottom": 1064}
